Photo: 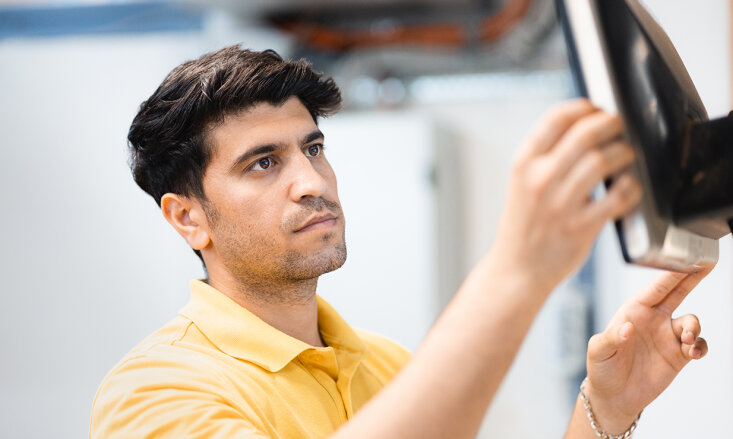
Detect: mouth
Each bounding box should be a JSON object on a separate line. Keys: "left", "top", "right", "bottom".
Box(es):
{"left": 294, "top": 213, "right": 338, "bottom": 233}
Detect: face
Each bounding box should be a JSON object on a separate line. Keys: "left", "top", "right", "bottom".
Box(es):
{"left": 199, "top": 97, "right": 346, "bottom": 289}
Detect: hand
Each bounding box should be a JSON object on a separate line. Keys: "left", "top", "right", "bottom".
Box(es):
{"left": 490, "top": 98, "right": 641, "bottom": 293}
{"left": 584, "top": 269, "right": 712, "bottom": 433}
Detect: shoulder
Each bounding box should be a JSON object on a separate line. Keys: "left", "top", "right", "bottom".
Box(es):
{"left": 93, "top": 315, "right": 237, "bottom": 399}
{"left": 90, "top": 316, "right": 262, "bottom": 438}
{"left": 355, "top": 329, "right": 412, "bottom": 373}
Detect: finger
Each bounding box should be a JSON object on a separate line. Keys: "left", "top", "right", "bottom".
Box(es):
{"left": 671, "top": 314, "right": 701, "bottom": 345}
{"left": 549, "top": 111, "right": 625, "bottom": 178}
{"left": 683, "top": 337, "right": 708, "bottom": 360}
{"left": 588, "top": 321, "right": 634, "bottom": 362}
{"left": 631, "top": 271, "right": 689, "bottom": 307}
{"left": 554, "top": 140, "right": 635, "bottom": 209}
{"left": 657, "top": 268, "right": 713, "bottom": 314}
{"left": 576, "top": 173, "right": 641, "bottom": 233}
{"left": 688, "top": 337, "right": 708, "bottom": 360}
{"left": 518, "top": 99, "right": 597, "bottom": 159}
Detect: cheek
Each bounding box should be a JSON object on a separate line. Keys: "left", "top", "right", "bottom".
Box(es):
{"left": 239, "top": 199, "right": 283, "bottom": 234}
{"left": 215, "top": 191, "right": 280, "bottom": 233}
{"left": 215, "top": 206, "right": 287, "bottom": 256}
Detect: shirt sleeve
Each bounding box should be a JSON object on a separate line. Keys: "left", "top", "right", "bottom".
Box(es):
{"left": 90, "top": 354, "right": 271, "bottom": 439}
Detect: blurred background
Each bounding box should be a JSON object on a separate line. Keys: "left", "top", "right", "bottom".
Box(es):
{"left": 0, "top": 0, "right": 730, "bottom": 437}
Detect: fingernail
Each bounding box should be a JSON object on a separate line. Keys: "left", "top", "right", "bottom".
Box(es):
{"left": 691, "top": 347, "right": 701, "bottom": 358}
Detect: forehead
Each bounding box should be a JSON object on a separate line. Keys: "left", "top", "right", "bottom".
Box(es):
{"left": 208, "top": 97, "right": 318, "bottom": 161}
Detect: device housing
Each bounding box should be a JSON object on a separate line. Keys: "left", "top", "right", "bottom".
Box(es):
{"left": 556, "top": 0, "right": 731, "bottom": 271}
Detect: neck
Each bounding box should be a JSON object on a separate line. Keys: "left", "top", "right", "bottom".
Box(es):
{"left": 207, "top": 269, "right": 325, "bottom": 348}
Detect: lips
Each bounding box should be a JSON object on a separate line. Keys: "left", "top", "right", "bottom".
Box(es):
{"left": 294, "top": 213, "right": 338, "bottom": 233}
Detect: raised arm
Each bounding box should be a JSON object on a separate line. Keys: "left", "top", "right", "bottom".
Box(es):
{"left": 331, "top": 98, "right": 641, "bottom": 439}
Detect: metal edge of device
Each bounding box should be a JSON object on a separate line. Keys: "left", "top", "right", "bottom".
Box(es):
{"left": 561, "top": 0, "right": 718, "bottom": 271}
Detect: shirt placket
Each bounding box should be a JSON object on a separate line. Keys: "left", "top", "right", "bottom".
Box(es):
{"left": 334, "top": 350, "right": 364, "bottom": 419}
{"left": 299, "top": 348, "right": 348, "bottom": 424}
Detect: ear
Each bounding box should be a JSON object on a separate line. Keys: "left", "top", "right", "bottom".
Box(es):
{"left": 160, "top": 193, "right": 211, "bottom": 251}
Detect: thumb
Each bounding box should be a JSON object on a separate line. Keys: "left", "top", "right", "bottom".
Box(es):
{"left": 588, "top": 321, "right": 634, "bottom": 363}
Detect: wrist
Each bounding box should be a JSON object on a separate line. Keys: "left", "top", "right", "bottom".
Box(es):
{"left": 581, "top": 379, "right": 641, "bottom": 437}
{"left": 480, "top": 248, "right": 555, "bottom": 300}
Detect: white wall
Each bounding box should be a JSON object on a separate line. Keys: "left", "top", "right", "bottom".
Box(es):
{"left": 0, "top": 34, "right": 209, "bottom": 439}
{"left": 317, "top": 112, "right": 441, "bottom": 352}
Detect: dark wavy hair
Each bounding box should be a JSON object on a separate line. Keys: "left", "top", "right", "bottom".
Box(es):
{"left": 127, "top": 45, "right": 342, "bottom": 262}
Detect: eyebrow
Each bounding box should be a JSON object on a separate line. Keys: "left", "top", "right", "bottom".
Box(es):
{"left": 303, "top": 130, "right": 324, "bottom": 145}
{"left": 228, "top": 130, "right": 325, "bottom": 174}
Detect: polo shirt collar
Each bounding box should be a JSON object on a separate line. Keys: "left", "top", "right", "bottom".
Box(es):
{"left": 179, "top": 280, "right": 365, "bottom": 373}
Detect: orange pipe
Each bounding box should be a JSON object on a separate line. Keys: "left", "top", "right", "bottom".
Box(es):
{"left": 274, "top": 0, "right": 534, "bottom": 51}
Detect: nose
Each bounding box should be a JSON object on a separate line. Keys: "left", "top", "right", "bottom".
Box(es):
{"left": 288, "top": 153, "right": 328, "bottom": 202}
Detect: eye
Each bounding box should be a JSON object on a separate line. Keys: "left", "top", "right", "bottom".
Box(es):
{"left": 305, "top": 144, "right": 324, "bottom": 157}
{"left": 251, "top": 157, "right": 274, "bottom": 171}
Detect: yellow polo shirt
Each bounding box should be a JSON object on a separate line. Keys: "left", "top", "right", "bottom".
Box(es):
{"left": 90, "top": 280, "right": 411, "bottom": 438}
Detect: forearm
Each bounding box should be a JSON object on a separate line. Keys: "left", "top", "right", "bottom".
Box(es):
{"left": 331, "top": 251, "right": 552, "bottom": 439}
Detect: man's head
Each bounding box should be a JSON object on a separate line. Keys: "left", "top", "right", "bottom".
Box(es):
{"left": 128, "top": 46, "right": 346, "bottom": 293}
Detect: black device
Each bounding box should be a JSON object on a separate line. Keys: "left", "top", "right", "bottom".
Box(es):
{"left": 556, "top": 0, "right": 733, "bottom": 271}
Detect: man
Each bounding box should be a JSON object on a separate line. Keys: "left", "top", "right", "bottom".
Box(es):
{"left": 91, "top": 46, "right": 710, "bottom": 438}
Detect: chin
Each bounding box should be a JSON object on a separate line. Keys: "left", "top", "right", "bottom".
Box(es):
{"left": 285, "top": 241, "right": 347, "bottom": 280}
{"left": 298, "top": 242, "right": 346, "bottom": 279}
{"left": 320, "top": 242, "right": 347, "bottom": 274}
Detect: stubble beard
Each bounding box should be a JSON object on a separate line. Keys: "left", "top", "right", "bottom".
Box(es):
{"left": 281, "top": 233, "right": 347, "bottom": 280}
{"left": 204, "top": 200, "right": 348, "bottom": 304}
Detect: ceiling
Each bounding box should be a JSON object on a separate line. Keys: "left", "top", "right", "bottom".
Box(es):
{"left": 0, "top": 0, "right": 566, "bottom": 95}
{"left": 194, "top": 0, "right": 566, "bottom": 100}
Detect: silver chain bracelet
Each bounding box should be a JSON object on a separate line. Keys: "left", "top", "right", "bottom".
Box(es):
{"left": 579, "top": 378, "right": 642, "bottom": 439}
